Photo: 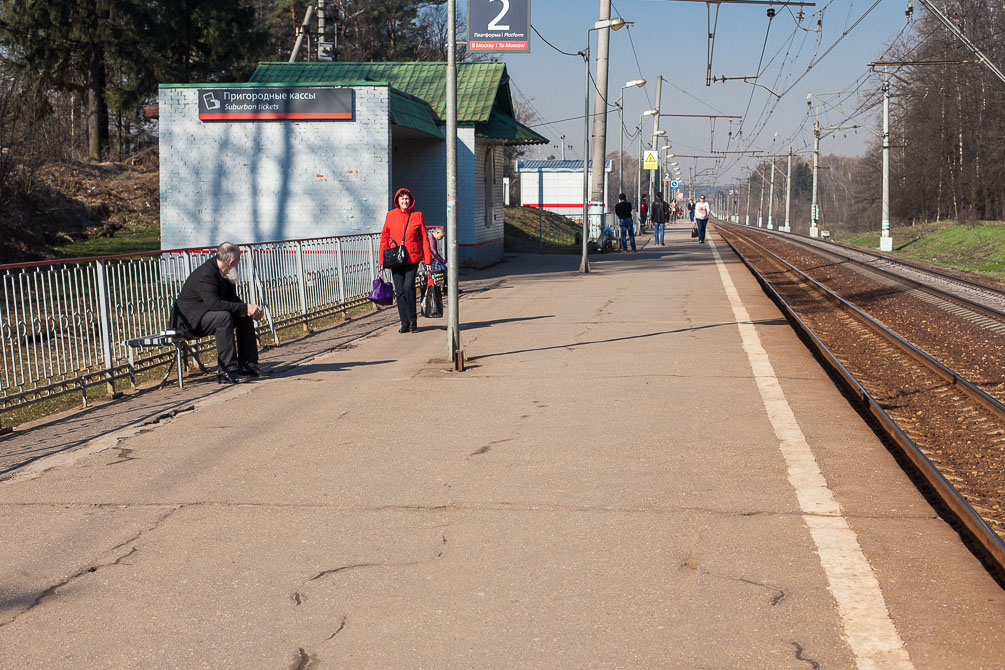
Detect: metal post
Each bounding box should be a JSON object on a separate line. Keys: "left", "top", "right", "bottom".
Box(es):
{"left": 94, "top": 260, "right": 114, "bottom": 396}
{"left": 782, "top": 147, "right": 792, "bottom": 232}
{"left": 294, "top": 241, "right": 309, "bottom": 330}
{"left": 810, "top": 118, "right": 820, "bottom": 238}
{"left": 580, "top": 37, "right": 591, "bottom": 273}
{"left": 767, "top": 158, "right": 775, "bottom": 229}
{"left": 880, "top": 67, "right": 893, "bottom": 252}
{"left": 446, "top": 0, "right": 463, "bottom": 365}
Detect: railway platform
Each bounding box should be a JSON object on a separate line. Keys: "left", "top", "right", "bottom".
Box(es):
{"left": 0, "top": 224, "right": 1002, "bottom": 669}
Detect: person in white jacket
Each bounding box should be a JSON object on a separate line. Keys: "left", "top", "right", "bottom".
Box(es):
{"left": 694, "top": 194, "right": 711, "bottom": 243}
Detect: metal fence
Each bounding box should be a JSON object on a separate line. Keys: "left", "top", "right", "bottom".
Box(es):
{"left": 0, "top": 233, "right": 382, "bottom": 417}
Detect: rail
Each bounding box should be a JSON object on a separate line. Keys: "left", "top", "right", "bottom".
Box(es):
{"left": 0, "top": 233, "right": 383, "bottom": 421}
{"left": 719, "top": 228, "right": 1005, "bottom": 574}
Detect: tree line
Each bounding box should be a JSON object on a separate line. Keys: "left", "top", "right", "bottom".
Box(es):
{"left": 0, "top": 1, "right": 460, "bottom": 201}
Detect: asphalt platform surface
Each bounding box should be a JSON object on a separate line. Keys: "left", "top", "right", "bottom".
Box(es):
{"left": 0, "top": 225, "right": 1002, "bottom": 669}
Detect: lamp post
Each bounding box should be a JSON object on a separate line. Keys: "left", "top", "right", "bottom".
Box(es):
{"left": 650, "top": 128, "right": 665, "bottom": 203}
{"left": 581, "top": 16, "right": 628, "bottom": 274}
{"left": 618, "top": 79, "right": 646, "bottom": 198}
{"left": 638, "top": 109, "right": 658, "bottom": 211}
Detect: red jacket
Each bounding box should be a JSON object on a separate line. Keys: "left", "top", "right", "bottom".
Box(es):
{"left": 380, "top": 188, "right": 432, "bottom": 266}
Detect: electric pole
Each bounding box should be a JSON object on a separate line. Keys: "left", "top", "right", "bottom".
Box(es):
{"left": 588, "top": 0, "right": 614, "bottom": 237}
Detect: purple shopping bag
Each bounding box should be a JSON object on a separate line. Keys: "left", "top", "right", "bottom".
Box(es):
{"left": 368, "top": 275, "right": 394, "bottom": 306}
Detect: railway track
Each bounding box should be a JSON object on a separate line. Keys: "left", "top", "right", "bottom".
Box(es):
{"left": 715, "top": 223, "right": 1005, "bottom": 573}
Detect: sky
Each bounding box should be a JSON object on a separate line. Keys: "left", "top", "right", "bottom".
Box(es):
{"left": 492, "top": 0, "right": 917, "bottom": 186}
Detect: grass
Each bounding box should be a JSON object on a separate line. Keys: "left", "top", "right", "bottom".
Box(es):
{"left": 53, "top": 220, "right": 161, "bottom": 259}
{"left": 834, "top": 220, "right": 1005, "bottom": 281}
{"left": 504, "top": 206, "right": 581, "bottom": 253}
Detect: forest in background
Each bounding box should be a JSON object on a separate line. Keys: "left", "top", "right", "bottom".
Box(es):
{"left": 735, "top": 0, "right": 1005, "bottom": 235}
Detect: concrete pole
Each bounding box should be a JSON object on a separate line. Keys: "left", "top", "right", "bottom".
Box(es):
{"left": 810, "top": 118, "right": 820, "bottom": 238}
{"left": 880, "top": 68, "right": 893, "bottom": 252}
{"left": 637, "top": 124, "right": 642, "bottom": 210}
{"left": 589, "top": 0, "right": 613, "bottom": 228}
{"left": 618, "top": 97, "right": 624, "bottom": 198}
{"left": 649, "top": 76, "right": 662, "bottom": 205}
{"left": 445, "top": 0, "right": 462, "bottom": 365}
{"left": 782, "top": 147, "right": 792, "bottom": 232}
{"left": 745, "top": 173, "right": 751, "bottom": 225}
{"left": 757, "top": 168, "right": 765, "bottom": 227}
{"left": 767, "top": 159, "right": 775, "bottom": 229}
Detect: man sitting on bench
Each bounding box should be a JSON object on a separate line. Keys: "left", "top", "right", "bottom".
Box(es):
{"left": 171, "top": 242, "right": 264, "bottom": 384}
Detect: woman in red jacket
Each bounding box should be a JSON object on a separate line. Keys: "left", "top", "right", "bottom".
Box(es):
{"left": 380, "top": 188, "right": 432, "bottom": 333}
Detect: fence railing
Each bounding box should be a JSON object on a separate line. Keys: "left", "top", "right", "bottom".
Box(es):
{"left": 0, "top": 233, "right": 383, "bottom": 419}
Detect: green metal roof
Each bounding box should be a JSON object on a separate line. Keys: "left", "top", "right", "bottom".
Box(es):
{"left": 389, "top": 89, "right": 442, "bottom": 138}
{"left": 477, "top": 109, "right": 548, "bottom": 145}
{"left": 250, "top": 62, "right": 510, "bottom": 123}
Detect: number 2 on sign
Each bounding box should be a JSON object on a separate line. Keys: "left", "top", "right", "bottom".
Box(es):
{"left": 488, "top": 0, "right": 510, "bottom": 31}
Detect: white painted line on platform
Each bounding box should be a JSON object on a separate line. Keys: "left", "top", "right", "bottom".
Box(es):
{"left": 709, "top": 239, "right": 915, "bottom": 670}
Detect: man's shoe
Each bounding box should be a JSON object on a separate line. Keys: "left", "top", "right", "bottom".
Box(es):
{"left": 238, "top": 365, "right": 262, "bottom": 378}
{"left": 409, "top": 324, "right": 418, "bottom": 333}
{"left": 399, "top": 326, "right": 409, "bottom": 333}
{"left": 217, "top": 370, "right": 247, "bottom": 384}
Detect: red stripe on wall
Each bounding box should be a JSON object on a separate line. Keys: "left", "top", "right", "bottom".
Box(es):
{"left": 524, "top": 203, "right": 584, "bottom": 208}
{"left": 199, "top": 112, "right": 353, "bottom": 120}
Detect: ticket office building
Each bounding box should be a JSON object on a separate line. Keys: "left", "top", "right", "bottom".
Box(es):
{"left": 159, "top": 62, "right": 547, "bottom": 268}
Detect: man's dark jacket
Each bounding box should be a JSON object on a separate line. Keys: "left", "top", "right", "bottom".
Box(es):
{"left": 171, "top": 259, "right": 248, "bottom": 334}
{"left": 614, "top": 200, "right": 633, "bottom": 219}
{"left": 651, "top": 197, "right": 668, "bottom": 223}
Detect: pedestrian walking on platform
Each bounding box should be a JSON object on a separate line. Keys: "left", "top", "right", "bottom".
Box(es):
{"left": 687, "top": 198, "right": 696, "bottom": 223}
{"left": 651, "top": 192, "right": 668, "bottom": 246}
{"left": 615, "top": 193, "right": 636, "bottom": 252}
{"left": 380, "top": 188, "right": 432, "bottom": 333}
{"left": 694, "top": 194, "right": 710, "bottom": 243}
{"left": 638, "top": 195, "right": 648, "bottom": 233}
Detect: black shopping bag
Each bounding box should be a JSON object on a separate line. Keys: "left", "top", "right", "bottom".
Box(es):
{"left": 421, "top": 284, "right": 443, "bottom": 318}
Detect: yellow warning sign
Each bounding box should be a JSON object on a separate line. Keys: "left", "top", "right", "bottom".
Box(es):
{"left": 643, "top": 150, "right": 659, "bottom": 170}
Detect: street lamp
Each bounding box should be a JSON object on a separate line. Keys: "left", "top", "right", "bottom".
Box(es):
{"left": 581, "top": 16, "right": 630, "bottom": 273}
{"left": 637, "top": 109, "right": 658, "bottom": 209}
{"left": 618, "top": 79, "right": 646, "bottom": 198}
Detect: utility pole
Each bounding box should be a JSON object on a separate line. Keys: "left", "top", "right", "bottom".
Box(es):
{"left": 649, "top": 76, "right": 662, "bottom": 205}
{"left": 767, "top": 158, "right": 775, "bottom": 229}
{"left": 744, "top": 172, "right": 751, "bottom": 225}
{"left": 561, "top": 135, "right": 566, "bottom": 160}
{"left": 757, "top": 166, "right": 765, "bottom": 227}
{"left": 810, "top": 120, "right": 819, "bottom": 237}
{"left": 880, "top": 67, "right": 892, "bottom": 251}
{"left": 446, "top": 0, "right": 462, "bottom": 368}
{"left": 782, "top": 145, "right": 792, "bottom": 232}
{"left": 588, "top": 0, "right": 614, "bottom": 234}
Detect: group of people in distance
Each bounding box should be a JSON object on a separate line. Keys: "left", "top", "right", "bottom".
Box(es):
{"left": 169, "top": 186, "right": 448, "bottom": 385}
{"left": 614, "top": 191, "right": 711, "bottom": 251}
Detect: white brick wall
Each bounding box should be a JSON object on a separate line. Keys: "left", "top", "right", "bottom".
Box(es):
{"left": 159, "top": 85, "right": 391, "bottom": 249}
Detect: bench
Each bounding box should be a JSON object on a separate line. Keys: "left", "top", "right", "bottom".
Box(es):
{"left": 124, "top": 330, "right": 209, "bottom": 390}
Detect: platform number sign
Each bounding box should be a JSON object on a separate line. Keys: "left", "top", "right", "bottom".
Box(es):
{"left": 468, "top": 0, "right": 531, "bottom": 52}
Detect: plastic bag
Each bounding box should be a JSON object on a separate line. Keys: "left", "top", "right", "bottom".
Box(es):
{"left": 420, "top": 283, "right": 443, "bottom": 318}
{"left": 368, "top": 275, "right": 394, "bottom": 306}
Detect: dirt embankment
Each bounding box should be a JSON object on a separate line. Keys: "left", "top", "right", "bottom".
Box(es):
{"left": 0, "top": 148, "right": 160, "bottom": 264}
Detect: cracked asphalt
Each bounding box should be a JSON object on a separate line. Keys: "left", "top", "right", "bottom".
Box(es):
{"left": 0, "top": 230, "right": 1003, "bottom": 669}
